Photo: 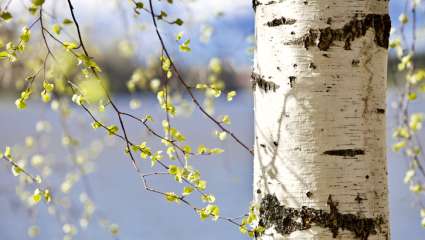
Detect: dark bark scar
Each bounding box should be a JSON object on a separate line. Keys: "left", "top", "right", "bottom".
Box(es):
{"left": 258, "top": 194, "right": 386, "bottom": 239}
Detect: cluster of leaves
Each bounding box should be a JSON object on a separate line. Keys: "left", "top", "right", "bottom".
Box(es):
{"left": 390, "top": 0, "right": 425, "bottom": 228}
{"left": 0, "top": 0, "right": 259, "bottom": 239}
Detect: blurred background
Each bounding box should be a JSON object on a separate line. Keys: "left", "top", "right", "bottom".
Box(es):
{"left": 0, "top": 0, "right": 425, "bottom": 239}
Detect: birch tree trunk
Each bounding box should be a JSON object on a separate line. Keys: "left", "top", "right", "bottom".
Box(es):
{"left": 252, "top": 0, "right": 391, "bottom": 239}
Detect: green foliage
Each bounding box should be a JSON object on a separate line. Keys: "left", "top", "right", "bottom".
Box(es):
{"left": 173, "top": 18, "right": 184, "bottom": 26}
{"left": 0, "top": 0, "right": 255, "bottom": 238}
{"left": 0, "top": 11, "right": 12, "bottom": 21}
{"left": 32, "top": 0, "right": 45, "bottom": 6}
{"left": 52, "top": 24, "right": 62, "bottom": 35}
{"left": 391, "top": 0, "right": 425, "bottom": 229}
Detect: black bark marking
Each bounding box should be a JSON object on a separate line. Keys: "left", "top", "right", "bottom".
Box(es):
{"left": 306, "top": 191, "right": 313, "bottom": 198}
{"left": 258, "top": 194, "right": 385, "bottom": 240}
{"left": 289, "top": 76, "right": 296, "bottom": 88}
{"left": 253, "top": 0, "right": 282, "bottom": 11}
{"left": 252, "top": 0, "right": 260, "bottom": 11}
{"left": 352, "top": 59, "right": 360, "bottom": 66}
{"left": 287, "top": 14, "right": 391, "bottom": 51}
{"left": 267, "top": 17, "right": 296, "bottom": 27}
{"left": 355, "top": 193, "right": 366, "bottom": 204}
{"left": 377, "top": 108, "right": 385, "bottom": 114}
{"left": 252, "top": 72, "right": 280, "bottom": 92}
{"left": 323, "top": 149, "right": 365, "bottom": 157}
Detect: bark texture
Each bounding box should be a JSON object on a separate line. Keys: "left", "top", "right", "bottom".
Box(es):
{"left": 253, "top": 0, "right": 390, "bottom": 239}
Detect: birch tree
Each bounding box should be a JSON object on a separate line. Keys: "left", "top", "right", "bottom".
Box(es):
{"left": 252, "top": 0, "right": 391, "bottom": 239}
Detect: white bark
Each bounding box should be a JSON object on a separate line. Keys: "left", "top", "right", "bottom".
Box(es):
{"left": 253, "top": 0, "right": 390, "bottom": 239}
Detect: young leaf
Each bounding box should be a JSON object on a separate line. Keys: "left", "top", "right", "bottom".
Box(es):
{"left": 0, "top": 11, "right": 12, "bottom": 21}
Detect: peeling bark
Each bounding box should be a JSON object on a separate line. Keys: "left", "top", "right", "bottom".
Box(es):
{"left": 258, "top": 194, "right": 385, "bottom": 240}
{"left": 267, "top": 17, "right": 296, "bottom": 27}
{"left": 287, "top": 14, "right": 391, "bottom": 51}
{"left": 252, "top": 72, "right": 280, "bottom": 92}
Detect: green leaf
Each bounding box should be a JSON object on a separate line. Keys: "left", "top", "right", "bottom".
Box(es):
{"left": 393, "top": 141, "right": 407, "bottom": 152}
{"left": 168, "top": 165, "right": 178, "bottom": 175}
{"left": 197, "top": 144, "right": 208, "bottom": 154}
{"left": 145, "top": 115, "right": 153, "bottom": 122}
{"left": 91, "top": 121, "right": 101, "bottom": 129}
{"left": 12, "top": 165, "right": 23, "bottom": 176}
{"left": 43, "top": 81, "right": 54, "bottom": 92}
{"left": 410, "top": 184, "right": 422, "bottom": 193}
{"left": 210, "top": 148, "right": 224, "bottom": 155}
{"left": 199, "top": 204, "right": 220, "bottom": 221}
{"left": 109, "top": 224, "right": 120, "bottom": 236}
{"left": 393, "top": 127, "right": 409, "bottom": 139}
{"left": 174, "top": 18, "right": 184, "bottom": 26}
{"left": 159, "top": 11, "right": 168, "bottom": 19}
{"left": 41, "top": 91, "right": 51, "bottom": 103}
{"left": 201, "top": 194, "right": 216, "bottom": 203}
{"left": 63, "top": 18, "right": 73, "bottom": 24}
{"left": 0, "top": 51, "right": 8, "bottom": 58}
{"left": 404, "top": 169, "right": 415, "bottom": 183}
{"left": 0, "top": 11, "right": 12, "bottom": 21}
{"left": 20, "top": 27, "right": 31, "bottom": 42}
{"left": 63, "top": 41, "right": 78, "bottom": 50}
{"left": 151, "top": 151, "right": 163, "bottom": 167}
{"left": 165, "top": 192, "right": 179, "bottom": 203}
{"left": 28, "top": 6, "right": 37, "bottom": 15}
{"left": 139, "top": 142, "right": 152, "bottom": 159}
{"left": 408, "top": 92, "right": 417, "bottom": 101}
{"left": 43, "top": 189, "right": 52, "bottom": 203}
{"left": 239, "top": 225, "right": 248, "bottom": 234}
{"left": 399, "top": 14, "right": 408, "bottom": 24}
{"left": 71, "top": 94, "right": 85, "bottom": 105}
{"left": 215, "top": 131, "right": 227, "bottom": 141}
{"left": 196, "top": 83, "right": 208, "bottom": 90}
{"left": 52, "top": 24, "right": 62, "bottom": 35}
{"left": 135, "top": 2, "right": 144, "bottom": 9}
{"left": 197, "top": 180, "right": 207, "bottom": 190}
{"left": 207, "top": 204, "right": 220, "bottom": 220}
{"left": 182, "top": 186, "right": 194, "bottom": 196}
{"left": 227, "top": 91, "right": 237, "bottom": 101}
{"left": 410, "top": 113, "right": 424, "bottom": 132}
{"left": 15, "top": 98, "right": 26, "bottom": 110}
{"left": 107, "top": 125, "right": 119, "bottom": 135}
{"left": 389, "top": 39, "right": 401, "bottom": 49}
{"left": 221, "top": 115, "right": 231, "bottom": 124}
{"left": 209, "top": 58, "right": 222, "bottom": 74}
{"left": 32, "top": 0, "right": 45, "bottom": 6}
{"left": 179, "top": 39, "right": 191, "bottom": 52}
{"left": 33, "top": 188, "right": 42, "bottom": 203}
{"left": 4, "top": 146, "right": 12, "bottom": 158}
{"left": 176, "top": 32, "right": 183, "bottom": 41}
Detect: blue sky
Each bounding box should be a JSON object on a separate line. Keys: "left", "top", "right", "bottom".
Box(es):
{"left": 17, "top": 0, "right": 424, "bottom": 67}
